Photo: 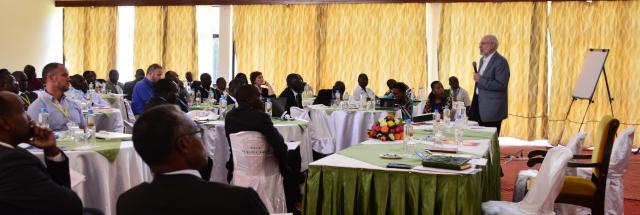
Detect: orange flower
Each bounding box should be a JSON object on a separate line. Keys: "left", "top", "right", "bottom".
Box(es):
{"left": 368, "top": 130, "right": 377, "bottom": 137}
{"left": 394, "top": 133, "right": 403, "bottom": 140}
{"left": 381, "top": 126, "right": 389, "bottom": 134}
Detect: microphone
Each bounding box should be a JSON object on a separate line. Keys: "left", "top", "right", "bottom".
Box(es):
{"left": 473, "top": 61, "right": 478, "bottom": 73}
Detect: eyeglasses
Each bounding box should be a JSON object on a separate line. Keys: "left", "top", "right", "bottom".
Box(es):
{"left": 174, "top": 127, "right": 205, "bottom": 143}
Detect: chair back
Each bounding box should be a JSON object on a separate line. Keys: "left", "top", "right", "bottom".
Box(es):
{"left": 591, "top": 115, "right": 619, "bottom": 180}
{"left": 313, "top": 89, "right": 334, "bottom": 106}
{"left": 519, "top": 147, "right": 574, "bottom": 214}
{"left": 605, "top": 128, "right": 634, "bottom": 215}
{"left": 565, "top": 132, "right": 587, "bottom": 176}
{"left": 229, "top": 131, "right": 286, "bottom": 213}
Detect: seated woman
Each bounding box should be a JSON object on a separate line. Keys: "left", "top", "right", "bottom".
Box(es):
{"left": 392, "top": 82, "right": 413, "bottom": 120}
{"left": 383, "top": 79, "right": 397, "bottom": 98}
{"left": 332, "top": 81, "right": 346, "bottom": 100}
{"left": 424, "top": 80, "right": 451, "bottom": 114}
{"left": 249, "top": 71, "right": 276, "bottom": 99}
{"left": 224, "top": 85, "right": 301, "bottom": 213}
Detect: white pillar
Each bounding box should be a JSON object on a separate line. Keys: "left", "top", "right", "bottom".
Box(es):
{"left": 218, "top": 5, "right": 233, "bottom": 81}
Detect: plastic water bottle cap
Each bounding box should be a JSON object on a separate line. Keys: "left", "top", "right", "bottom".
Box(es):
{"left": 40, "top": 108, "right": 48, "bottom": 113}
{"left": 266, "top": 98, "right": 271, "bottom": 102}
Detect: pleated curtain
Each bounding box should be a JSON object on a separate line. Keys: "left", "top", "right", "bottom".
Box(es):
{"left": 233, "top": 5, "right": 319, "bottom": 93}
{"left": 134, "top": 6, "right": 198, "bottom": 78}
{"left": 548, "top": 1, "right": 640, "bottom": 147}
{"left": 233, "top": 4, "right": 427, "bottom": 94}
{"left": 438, "top": 2, "right": 548, "bottom": 141}
{"left": 63, "top": 7, "right": 117, "bottom": 79}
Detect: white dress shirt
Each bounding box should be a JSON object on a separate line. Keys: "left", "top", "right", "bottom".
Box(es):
{"left": 162, "top": 169, "right": 202, "bottom": 178}
{"left": 350, "top": 86, "right": 376, "bottom": 101}
{"left": 477, "top": 51, "right": 496, "bottom": 95}
{"left": 0, "top": 141, "right": 65, "bottom": 161}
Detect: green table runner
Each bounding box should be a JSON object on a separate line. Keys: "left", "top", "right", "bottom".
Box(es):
{"left": 190, "top": 103, "right": 216, "bottom": 110}
{"left": 303, "top": 131, "right": 501, "bottom": 215}
{"left": 57, "top": 139, "right": 122, "bottom": 162}
{"left": 337, "top": 144, "right": 423, "bottom": 168}
{"left": 413, "top": 129, "right": 495, "bottom": 140}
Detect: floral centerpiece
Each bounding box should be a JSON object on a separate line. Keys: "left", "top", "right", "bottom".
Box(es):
{"left": 368, "top": 114, "right": 405, "bottom": 141}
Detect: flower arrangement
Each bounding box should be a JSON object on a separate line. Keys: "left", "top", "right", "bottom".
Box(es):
{"left": 368, "top": 114, "right": 405, "bottom": 141}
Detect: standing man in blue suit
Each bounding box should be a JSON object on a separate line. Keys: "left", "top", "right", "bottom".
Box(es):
{"left": 470, "top": 35, "right": 510, "bottom": 135}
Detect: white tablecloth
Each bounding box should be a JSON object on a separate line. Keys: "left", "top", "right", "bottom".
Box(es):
{"left": 199, "top": 120, "right": 312, "bottom": 184}
{"left": 94, "top": 108, "right": 124, "bottom": 133}
{"left": 32, "top": 141, "right": 152, "bottom": 215}
{"left": 308, "top": 106, "right": 390, "bottom": 154}
{"left": 311, "top": 124, "right": 495, "bottom": 174}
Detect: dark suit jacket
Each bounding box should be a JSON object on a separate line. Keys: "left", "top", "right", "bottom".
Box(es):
{"left": 123, "top": 80, "right": 141, "bottom": 100}
{"left": 0, "top": 146, "right": 82, "bottom": 215}
{"left": 117, "top": 174, "right": 268, "bottom": 215}
{"left": 144, "top": 96, "right": 190, "bottom": 113}
{"left": 278, "top": 88, "right": 302, "bottom": 113}
{"left": 224, "top": 106, "right": 302, "bottom": 207}
{"left": 473, "top": 52, "right": 510, "bottom": 122}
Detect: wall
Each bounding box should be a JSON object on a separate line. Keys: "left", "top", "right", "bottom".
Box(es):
{"left": 0, "top": 0, "right": 63, "bottom": 75}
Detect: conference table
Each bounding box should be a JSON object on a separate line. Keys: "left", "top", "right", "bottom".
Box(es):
{"left": 31, "top": 140, "right": 152, "bottom": 215}
{"left": 302, "top": 124, "right": 501, "bottom": 215}
{"left": 198, "top": 118, "right": 313, "bottom": 183}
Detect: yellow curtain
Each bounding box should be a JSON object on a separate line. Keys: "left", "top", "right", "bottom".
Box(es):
{"left": 319, "top": 3, "right": 427, "bottom": 95}
{"left": 438, "top": 2, "right": 548, "bottom": 140}
{"left": 63, "top": 7, "right": 117, "bottom": 79}
{"left": 233, "top": 5, "right": 319, "bottom": 93}
{"left": 134, "top": 6, "right": 166, "bottom": 73}
{"left": 165, "top": 6, "right": 198, "bottom": 78}
{"left": 134, "top": 6, "right": 198, "bottom": 78}
{"left": 548, "top": 1, "right": 640, "bottom": 147}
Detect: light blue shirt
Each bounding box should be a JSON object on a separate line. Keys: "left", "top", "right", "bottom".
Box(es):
{"left": 65, "top": 87, "right": 110, "bottom": 108}
{"left": 132, "top": 78, "right": 153, "bottom": 115}
{"left": 27, "top": 91, "right": 87, "bottom": 132}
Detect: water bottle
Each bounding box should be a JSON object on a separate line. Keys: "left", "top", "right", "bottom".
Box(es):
{"left": 454, "top": 112, "right": 465, "bottom": 146}
{"left": 195, "top": 90, "right": 201, "bottom": 104}
{"left": 38, "top": 108, "right": 49, "bottom": 128}
{"left": 219, "top": 95, "right": 227, "bottom": 116}
{"left": 433, "top": 108, "right": 443, "bottom": 145}
{"left": 334, "top": 92, "right": 341, "bottom": 107}
{"left": 403, "top": 119, "right": 414, "bottom": 153}
{"left": 85, "top": 107, "right": 96, "bottom": 144}
{"left": 443, "top": 105, "right": 451, "bottom": 127}
{"left": 461, "top": 106, "right": 468, "bottom": 126}
{"left": 265, "top": 98, "right": 273, "bottom": 117}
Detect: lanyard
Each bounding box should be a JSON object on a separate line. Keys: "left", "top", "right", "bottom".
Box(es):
{"left": 19, "top": 94, "right": 31, "bottom": 106}
{"left": 46, "top": 96, "right": 69, "bottom": 119}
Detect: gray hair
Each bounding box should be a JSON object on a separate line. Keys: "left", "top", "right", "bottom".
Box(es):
{"left": 483, "top": 34, "right": 499, "bottom": 48}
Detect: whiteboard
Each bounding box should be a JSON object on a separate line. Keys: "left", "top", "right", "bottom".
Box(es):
{"left": 572, "top": 49, "right": 609, "bottom": 99}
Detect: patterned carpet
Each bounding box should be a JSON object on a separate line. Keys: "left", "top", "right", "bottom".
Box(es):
{"left": 499, "top": 145, "right": 640, "bottom": 212}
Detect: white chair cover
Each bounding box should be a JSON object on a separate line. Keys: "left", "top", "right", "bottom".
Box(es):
{"left": 483, "top": 147, "right": 573, "bottom": 215}
{"left": 229, "top": 131, "right": 287, "bottom": 213}
{"left": 308, "top": 105, "right": 335, "bottom": 154}
{"left": 289, "top": 106, "right": 310, "bottom": 121}
{"left": 513, "top": 132, "right": 587, "bottom": 202}
{"left": 574, "top": 128, "right": 635, "bottom": 215}
{"left": 122, "top": 100, "right": 136, "bottom": 134}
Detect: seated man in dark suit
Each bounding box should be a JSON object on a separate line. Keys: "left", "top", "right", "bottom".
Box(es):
{"left": 144, "top": 79, "right": 189, "bottom": 113}
{"left": 11, "top": 71, "right": 38, "bottom": 109}
{"left": 117, "top": 105, "right": 268, "bottom": 215}
{"left": 123, "top": 69, "right": 145, "bottom": 100}
{"left": 226, "top": 78, "right": 244, "bottom": 108}
{"left": 0, "top": 92, "right": 82, "bottom": 214}
{"left": 225, "top": 85, "right": 302, "bottom": 213}
{"left": 278, "top": 73, "right": 304, "bottom": 113}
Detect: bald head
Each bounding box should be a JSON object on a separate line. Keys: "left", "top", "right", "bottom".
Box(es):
{"left": 0, "top": 91, "right": 34, "bottom": 146}
{"left": 479, "top": 35, "right": 499, "bottom": 56}
{"left": 0, "top": 92, "right": 19, "bottom": 116}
